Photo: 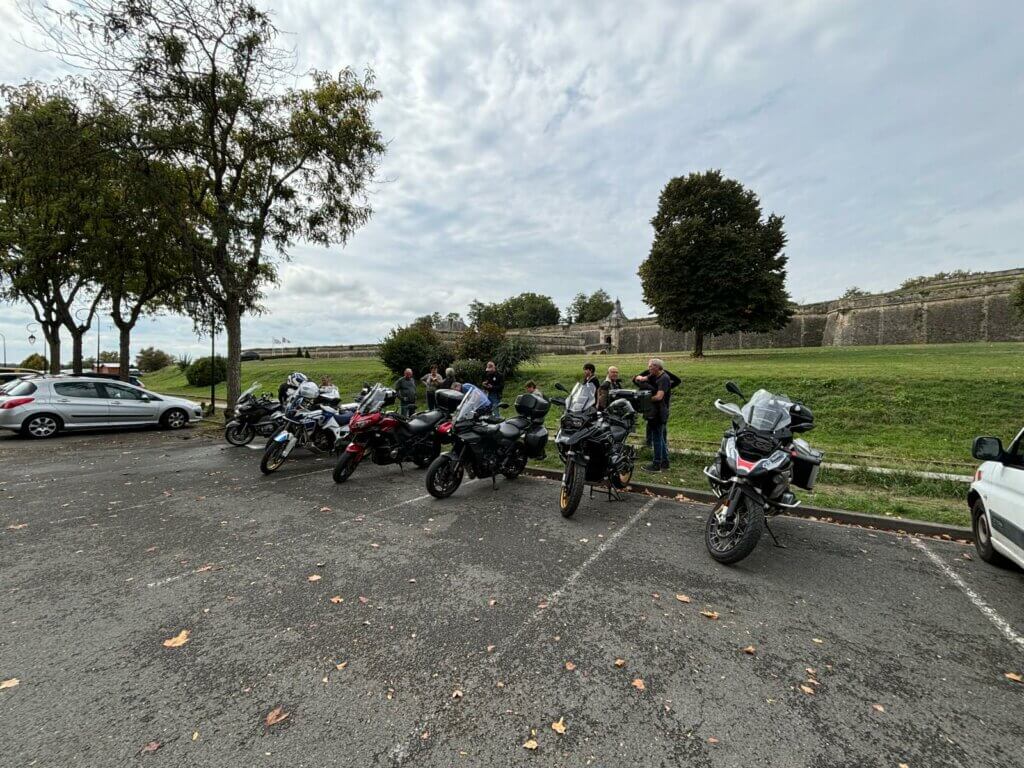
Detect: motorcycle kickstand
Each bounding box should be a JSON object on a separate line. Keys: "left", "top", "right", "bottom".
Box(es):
{"left": 764, "top": 519, "right": 786, "bottom": 549}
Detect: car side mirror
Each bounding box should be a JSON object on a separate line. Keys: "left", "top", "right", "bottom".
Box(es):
{"left": 554, "top": 382, "right": 567, "bottom": 392}
{"left": 140, "top": 394, "right": 151, "bottom": 401}
{"left": 972, "top": 436, "right": 1005, "bottom": 462}
{"left": 725, "top": 381, "right": 745, "bottom": 400}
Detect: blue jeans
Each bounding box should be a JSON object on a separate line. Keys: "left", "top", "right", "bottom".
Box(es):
{"left": 400, "top": 401, "right": 415, "bottom": 417}
{"left": 488, "top": 393, "right": 501, "bottom": 416}
{"left": 651, "top": 420, "right": 669, "bottom": 465}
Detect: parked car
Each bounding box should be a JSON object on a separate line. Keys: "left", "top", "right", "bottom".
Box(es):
{"left": 240, "top": 350, "right": 261, "bottom": 362}
{"left": 968, "top": 432, "right": 1024, "bottom": 569}
{"left": 72, "top": 371, "right": 146, "bottom": 387}
{"left": 0, "top": 376, "right": 203, "bottom": 438}
{"left": 0, "top": 368, "right": 41, "bottom": 387}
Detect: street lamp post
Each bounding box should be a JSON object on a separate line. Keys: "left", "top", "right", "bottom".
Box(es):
{"left": 26, "top": 323, "right": 46, "bottom": 370}
{"left": 0, "top": 332, "right": 6, "bottom": 366}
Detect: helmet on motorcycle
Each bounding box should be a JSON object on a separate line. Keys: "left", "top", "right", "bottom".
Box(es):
{"left": 606, "top": 397, "right": 635, "bottom": 421}
{"left": 297, "top": 381, "right": 319, "bottom": 400}
{"left": 288, "top": 372, "right": 308, "bottom": 387}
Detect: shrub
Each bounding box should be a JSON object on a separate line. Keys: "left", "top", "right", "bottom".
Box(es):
{"left": 175, "top": 353, "right": 193, "bottom": 372}
{"left": 452, "top": 358, "right": 485, "bottom": 386}
{"left": 378, "top": 324, "right": 451, "bottom": 377}
{"left": 136, "top": 347, "right": 174, "bottom": 372}
{"left": 493, "top": 335, "right": 538, "bottom": 378}
{"left": 456, "top": 322, "right": 506, "bottom": 363}
{"left": 20, "top": 353, "right": 47, "bottom": 371}
{"left": 185, "top": 355, "right": 227, "bottom": 387}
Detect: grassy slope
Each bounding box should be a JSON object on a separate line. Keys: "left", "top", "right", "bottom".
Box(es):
{"left": 144, "top": 343, "right": 1023, "bottom": 527}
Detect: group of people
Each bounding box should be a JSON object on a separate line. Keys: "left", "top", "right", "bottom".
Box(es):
{"left": 394, "top": 356, "right": 679, "bottom": 474}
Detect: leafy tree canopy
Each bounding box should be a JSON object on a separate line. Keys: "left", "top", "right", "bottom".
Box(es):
{"left": 469, "top": 293, "right": 560, "bottom": 328}
{"left": 565, "top": 289, "right": 614, "bottom": 324}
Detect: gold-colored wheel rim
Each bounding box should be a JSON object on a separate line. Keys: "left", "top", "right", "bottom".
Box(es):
{"left": 560, "top": 485, "right": 570, "bottom": 509}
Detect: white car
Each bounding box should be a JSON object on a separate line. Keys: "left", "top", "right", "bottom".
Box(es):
{"left": 968, "top": 432, "right": 1024, "bottom": 569}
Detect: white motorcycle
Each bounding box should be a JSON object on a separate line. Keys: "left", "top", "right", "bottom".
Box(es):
{"left": 260, "top": 382, "right": 357, "bottom": 474}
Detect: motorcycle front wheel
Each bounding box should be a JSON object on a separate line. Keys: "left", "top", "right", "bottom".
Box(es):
{"left": 426, "top": 454, "right": 464, "bottom": 498}
{"left": 333, "top": 451, "right": 361, "bottom": 484}
{"left": 260, "top": 440, "right": 288, "bottom": 475}
{"left": 705, "top": 493, "right": 764, "bottom": 565}
{"left": 225, "top": 422, "right": 256, "bottom": 446}
{"left": 559, "top": 461, "right": 585, "bottom": 518}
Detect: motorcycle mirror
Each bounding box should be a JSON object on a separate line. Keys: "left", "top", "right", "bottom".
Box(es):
{"left": 725, "top": 381, "right": 745, "bottom": 400}
{"left": 498, "top": 402, "right": 509, "bottom": 409}
{"left": 554, "top": 382, "right": 568, "bottom": 392}
{"left": 551, "top": 397, "right": 566, "bottom": 406}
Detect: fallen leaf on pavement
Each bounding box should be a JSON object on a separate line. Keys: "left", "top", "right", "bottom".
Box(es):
{"left": 358, "top": 596, "right": 369, "bottom": 604}
{"left": 632, "top": 678, "right": 646, "bottom": 691}
{"left": 138, "top": 741, "right": 161, "bottom": 754}
{"left": 194, "top": 564, "right": 216, "bottom": 573}
{"left": 523, "top": 739, "right": 538, "bottom": 750}
{"left": 799, "top": 684, "right": 815, "bottom": 695}
{"left": 564, "top": 661, "right": 576, "bottom": 671}
{"left": 812, "top": 638, "right": 824, "bottom": 644}
{"left": 488, "top": 599, "right": 497, "bottom": 607}
{"left": 551, "top": 717, "right": 566, "bottom": 735}
{"left": 307, "top": 574, "right": 321, "bottom": 582}
{"left": 145, "top": 546, "right": 157, "bottom": 553}
{"left": 452, "top": 689, "right": 464, "bottom": 699}
{"left": 741, "top": 645, "right": 756, "bottom": 655}
{"left": 335, "top": 661, "right": 348, "bottom": 671}
{"left": 614, "top": 658, "right": 626, "bottom": 668}
{"left": 707, "top": 737, "right": 719, "bottom": 744}
{"left": 675, "top": 594, "right": 691, "bottom": 603}
{"left": 486, "top": 645, "right": 496, "bottom": 653}
{"left": 899, "top": 764, "right": 909, "bottom": 768}
{"left": 1005, "top": 672, "right": 1023, "bottom": 683}
{"left": 700, "top": 610, "right": 719, "bottom": 620}
{"left": 319, "top": 506, "right": 332, "bottom": 512}
{"left": 330, "top": 596, "right": 344, "bottom": 604}
{"left": 872, "top": 703, "right": 885, "bottom": 713}
{"left": 1, "top": 678, "right": 20, "bottom": 690}
{"left": 192, "top": 732, "right": 199, "bottom": 741}
{"left": 162, "top": 629, "right": 190, "bottom": 648}
{"left": 6, "top": 523, "right": 27, "bottom": 530}
{"left": 805, "top": 667, "right": 817, "bottom": 675}
{"left": 265, "top": 706, "right": 289, "bottom": 726}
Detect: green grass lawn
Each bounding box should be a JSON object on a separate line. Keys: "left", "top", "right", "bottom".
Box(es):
{"left": 146, "top": 342, "right": 1022, "bottom": 528}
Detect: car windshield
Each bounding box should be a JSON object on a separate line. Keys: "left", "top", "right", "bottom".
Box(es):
{"left": 454, "top": 387, "right": 490, "bottom": 422}
{"left": 356, "top": 384, "right": 387, "bottom": 415}
{"left": 566, "top": 382, "right": 596, "bottom": 414}
{"left": 740, "top": 389, "right": 793, "bottom": 432}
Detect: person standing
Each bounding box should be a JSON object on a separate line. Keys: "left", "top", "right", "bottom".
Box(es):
{"left": 440, "top": 367, "right": 456, "bottom": 390}
{"left": 395, "top": 368, "right": 418, "bottom": 417}
{"left": 636, "top": 358, "right": 672, "bottom": 472}
{"left": 633, "top": 364, "right": 680, "bottom": 448}
{"left": 582, "top": 362, "right": 598, "bottom": 392}
{"left": 482, "top": 361, "right": 504, "bottom": 416}
{"left": 597, "top": 365, "right": 622, "bottom": 410}
{"left": 421, "top": 364, "right": 443, "bottom": 410}
{"left": 525, "top": 380, "right": 543, "bottom": 398}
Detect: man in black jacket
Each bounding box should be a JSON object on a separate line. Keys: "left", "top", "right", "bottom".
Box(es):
{"left": 633, "top": 360, "right": 678, "bottom": 471}
{"left": 482, "top": 361, "right": 504, "bottom": 416}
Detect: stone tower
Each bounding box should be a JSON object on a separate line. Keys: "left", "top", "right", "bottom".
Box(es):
{"left": 601, "top": 298, "right": 628, "bottom": 352}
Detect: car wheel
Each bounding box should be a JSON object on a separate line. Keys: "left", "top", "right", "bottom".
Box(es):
{"left": 972, "top": 498, "right": 1009, "bottom": 566}
{"left": 161, "top": 408, "right": 189, "bottom": 430}
{"left": 21, "top": 413, "right": 62, "bottom": 439}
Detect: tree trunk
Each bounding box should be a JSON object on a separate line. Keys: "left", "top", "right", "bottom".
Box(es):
{"left": 44, "top": 327, "right": 61, "bottom": 373}
{"left": 119, "top": 325, "right": 131, "bottom": 382}
{"left": 224, "top": 300, "right": 242, "bottom": 419}
{"left": 71, "top": 331, "right": 84, "bottom": 374}
{"left": 692, "top": 329, "right": 705, "bottom": 358}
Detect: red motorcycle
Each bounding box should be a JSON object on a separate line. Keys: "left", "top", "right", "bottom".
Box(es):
{"left": 332, "top": 383, "right": 450, "bottom": 483}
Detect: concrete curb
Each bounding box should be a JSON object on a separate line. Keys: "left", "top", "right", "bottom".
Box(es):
{"left": 522, "top": 466, "right": 973, "bottom": 542}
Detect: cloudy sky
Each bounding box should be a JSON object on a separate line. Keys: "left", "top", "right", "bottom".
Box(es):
{"left": 1, "top": 0, "right": 1022, "bottom": 364}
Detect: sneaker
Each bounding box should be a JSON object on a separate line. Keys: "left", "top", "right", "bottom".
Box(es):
{"left": 659, "top": 461, "right": 670, "bottom": 471}
{"left": 642, "top": 462, "right": 662, "bottom": 473}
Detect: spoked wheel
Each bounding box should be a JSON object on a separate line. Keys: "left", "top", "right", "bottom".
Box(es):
{"left": 559, "top": 462, "right": 585, "bottom": 518}
{"left": 225, "top": 423, "right": 256, "bottom": 446}
{"left": 426, "top": 454, "right": 464, "bottom": 498}
{"left": 260, "top": 440, "right": 288, "bottom": 475}
{"left": 705, "top": 493, "right": 764, "bottom": 565}
{"left": 333, "top": 451, "right": 361, "bottom": 484}
{"left": 502, "top": 443, "right": 528, "bottom": 480}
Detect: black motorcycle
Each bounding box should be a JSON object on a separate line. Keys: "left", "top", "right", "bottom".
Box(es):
{"left": 703, "top": 381, "right": 822, "bottom": 564}
{"left": 551, "top": 381, "right": 644, "bottom": 517}
{"left": 225, "top": 382, "right": 283, "bottom": 446}
{"left": 425, "top": 387, "right": 549, "bottom": 498}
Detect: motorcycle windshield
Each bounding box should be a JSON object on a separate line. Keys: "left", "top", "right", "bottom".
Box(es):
{"left": 238, "top": 383, "right": 258, "bottom": 400}
{"left": 453, "top": 387, "right": 489, "bottom": 422}
{"left": 356, "top": 384, "right": 387, "bottom": 415}
{"left": 741, "top": 389, "right": 793, "bottom": 432}
{"left": 566, "top": 383, "right": 596, "bottom": 414}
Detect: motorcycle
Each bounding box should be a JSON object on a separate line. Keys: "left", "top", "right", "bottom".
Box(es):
{"left": 332, "top": 383, "right": 448, "bottom": 484}
{"left": 225, "top": 382, "right": 283, "bottom": 446}
{"left": 260, "top": 385, "right": 356, "bottom": 475}
{"left": 425, "top": 387, "right": 549, "bottom": 498}
{"left": 702, "top": 381, "right": 822, "bottom": 564}
{"left": 551, "top": 381, "right": 643, "bottom": 517}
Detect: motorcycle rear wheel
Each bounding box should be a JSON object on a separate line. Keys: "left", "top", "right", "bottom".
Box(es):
{"left": 260, "top": 441, "right": 288, "bottom": 475}
{"left": 426, "top": 454, "right": 464, "bottom": 498}
{"left": 705, "top": 494, "right": 764, "bottom": 565}
{"left": 225, "top": 422, "right": 256, "bottom": 446}
{"left": 333, "top": 451, "right": 360, "bottom": 484}
{"left": 559, "top": 462, "right": 585, "bottom": 518}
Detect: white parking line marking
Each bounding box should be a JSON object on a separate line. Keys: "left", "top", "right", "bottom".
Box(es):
{"left": 388, "top": 496, "right": 659, "bottom": 764}
{"left": 911, "top": 537, "right": 1024, "bottom": 652}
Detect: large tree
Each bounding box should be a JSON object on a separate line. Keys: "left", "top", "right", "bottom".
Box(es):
{"left": 30, "top": 0, "right": 385, "bottom": 409}
{"left": 468, "top": 292, "right": 561, "bottom": 328}
{"left": 565, "top": 289, "right": 614, "bottom": 324}
{"left": 0, "top": 85, "right": 104, "bottom": 373}
{"left": 638, "top": 170, "right": 792, "bottom": 357}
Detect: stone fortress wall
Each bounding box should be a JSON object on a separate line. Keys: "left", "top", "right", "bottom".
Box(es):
{"left": 244, "top": 268, "right": 1024, "bottom": 359}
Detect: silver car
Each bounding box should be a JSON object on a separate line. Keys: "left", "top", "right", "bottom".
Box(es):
{"left": 0, "top": 376, "right": 204, "bottom": 438}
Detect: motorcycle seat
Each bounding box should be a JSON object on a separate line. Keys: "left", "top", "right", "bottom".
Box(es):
{"left": 405, "top": 410, "right": 444, "bottom": 434}
{"left": 505, "top": 416, "right": 531, "bottom": 430}
{"left": 499, "top": 421, "right": 525, "bottom": 441}
{"left": 475, "top": 422, "right": 502, "bottom": 437}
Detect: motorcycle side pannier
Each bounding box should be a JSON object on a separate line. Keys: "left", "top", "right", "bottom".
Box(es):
{"left": 515, "top": 393, "right": 550, "bottom": 421}
{"left": 524, "top": 425, "right": 548, "bottom": 459}
{"left": 790, "top": 440, "right": 823, "bottom": 490}
{"left": 435, "top": 388, "right": 464, "bottom": 413}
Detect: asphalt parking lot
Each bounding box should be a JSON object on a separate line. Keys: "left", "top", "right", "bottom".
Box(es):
{"left": 1, "top": 428, "right": 1022, "bottom": 767}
